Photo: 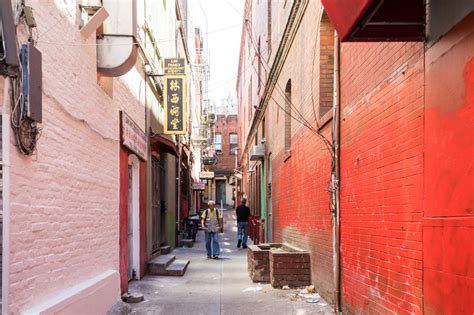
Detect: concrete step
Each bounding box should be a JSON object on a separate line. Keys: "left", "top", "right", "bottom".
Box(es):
{"left": 163, "top": 259, "right": 190, "bottom": 276}
{"left": 160, "top": 246, "right": 171, "bottom": 255}
{"left": 179, "top": 239, "right": 194, "bottom": 248}
{"left": 147, "top": 254, "right": 176, "bottom": 275}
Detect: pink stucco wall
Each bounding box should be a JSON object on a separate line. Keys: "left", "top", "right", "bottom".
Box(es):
{"left": 4, "top": 2, "right": 146, "bottom": 313}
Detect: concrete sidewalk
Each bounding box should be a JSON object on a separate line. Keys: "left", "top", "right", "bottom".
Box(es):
{"left": 120, "top": 210, "right": 333, "bottom": 315}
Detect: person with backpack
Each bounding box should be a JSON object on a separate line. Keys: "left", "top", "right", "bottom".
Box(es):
{"left": 201, "top": 200, "right": 223, "bottom": 259}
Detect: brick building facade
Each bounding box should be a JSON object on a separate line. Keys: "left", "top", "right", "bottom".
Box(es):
{"left": 0, "top": 0, "right": 197, "bottom": 313}
{"left": 205, "top": 114, "right": 238, "bottom": 207}
{"left": 237, "top": 0, "right": 473, "bottom": 313}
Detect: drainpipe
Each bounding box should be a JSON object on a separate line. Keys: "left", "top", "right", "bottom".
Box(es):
{"left": 2, "top": 77, "right": 11, "bottom": 315}
{"left": 177, "top": 136, "right": 181, "bottom": 235}
{"left": 331, "top": 33, "right": 341, "bottom": 314}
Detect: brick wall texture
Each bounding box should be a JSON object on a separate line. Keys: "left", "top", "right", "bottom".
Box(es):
{"left": 238, "top": 1, "right": 473, "bottom": 314}
{"left": 3, "top": 2, "right": 146, "bottom": 313}
{"left": 209, "top": 115, "right": 238, "bottom": 173}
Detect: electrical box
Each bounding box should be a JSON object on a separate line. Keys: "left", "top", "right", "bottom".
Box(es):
{"left": 20, "top": 43, "right": 42, "bottom": 123}
{"left": 0, "top": 0, "right": 19, "bottom": 76}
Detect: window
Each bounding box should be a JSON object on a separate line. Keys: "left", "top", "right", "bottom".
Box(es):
{"left": 214, "top": 133, "right": 222, "bottom": 153}
{"left": 284, "top": 79, "right": 291, "bottom": 152}
{"left": 319, "top": 12, "right": 335, "bottom": 118}
{"left": 230, "top": 133, "right": 238, "bottom": 154}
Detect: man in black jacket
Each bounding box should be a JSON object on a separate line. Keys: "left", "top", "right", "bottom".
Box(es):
{"left": 235, "top": 197, "right": 250, "bottom": 248}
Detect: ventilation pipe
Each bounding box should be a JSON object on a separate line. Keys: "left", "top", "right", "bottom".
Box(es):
{"left": 97, "top": 0, "right": 137, "bottom": 77}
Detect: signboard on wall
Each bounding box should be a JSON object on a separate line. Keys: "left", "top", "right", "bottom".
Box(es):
{"left": 192, "top": 182, "right": 206, "bottom": 190}
{"left": 120, "top": 111, "right": 147, "bottom": 161}
{"left": 164, "top": 58, "right": 185, "bottom": 75}
{"left": 164, "top": 76, "right": 187, "bottom": 134}
{"left": 200, "top": 171, "right": 214, "bottom": 179}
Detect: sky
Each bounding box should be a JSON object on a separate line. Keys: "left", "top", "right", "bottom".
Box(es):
{"left": 189, "top": 0, "right": 245, "bottom": 106}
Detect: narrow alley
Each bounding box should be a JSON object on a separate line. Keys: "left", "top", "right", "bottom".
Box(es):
{"left": 114, "top": 210, "right": 333, "bottom": 315}
{"left": 0, "top": 0, "right": 472, "bottom": 314}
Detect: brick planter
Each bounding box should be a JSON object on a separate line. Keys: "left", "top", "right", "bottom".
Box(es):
{"left": 247, "top": 244, "right": 272, "bottom": 283}
{"left": 269, "top": 244, "right": 311, "bottom": 288}
{"left": 248, "top": 243, "right": 311, "bottom": 287}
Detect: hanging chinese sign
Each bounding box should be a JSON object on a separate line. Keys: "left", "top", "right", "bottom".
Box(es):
{"left": 164, "top": 58, "right": 187, "bottom": 135}
{"left": 164, "top": 76, "right": 187, "bottom": 134}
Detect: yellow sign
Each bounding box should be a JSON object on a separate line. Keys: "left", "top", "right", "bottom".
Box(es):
{"left": 164, "top": 76, "right": 187, "bottom": 134}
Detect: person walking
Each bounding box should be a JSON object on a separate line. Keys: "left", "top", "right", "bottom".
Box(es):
{"left": 236, "top": 197, "right": 250, "bottom": 248}
{"left": 201, "top": 200, "right": 223, "bottom": 259}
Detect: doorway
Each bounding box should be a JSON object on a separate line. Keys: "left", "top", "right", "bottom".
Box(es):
{"left": 127, "top": 165, "right": 134, "bottom": 280}
{"left": 128, "top": 155, "right": 140, "bottom": 280}
{"left": 267, "top": 154, "right": 273, "bottom": 242}
{"left": 151, "top": 157, "right": 160, "bottom": 254}
{"left": 216, "top": 179, "right": 226, "bottom": 206}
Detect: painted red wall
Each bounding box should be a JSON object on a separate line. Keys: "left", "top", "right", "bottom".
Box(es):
{"left": 272, "top": 123, "right": 335, "bottom": 302}
{"left": 119, "top": 146, "right": 129, "bottom": 294}
{"left": 423, "top": 14, "right": 474, "bottom": 315}
{"left": 119, "top": 147, "right": 148, "bottom": 294}
{"left": 339, "top": 42, "right": 425, "bottom": 314}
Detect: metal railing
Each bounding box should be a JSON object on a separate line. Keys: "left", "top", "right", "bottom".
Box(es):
{"left": 249, "top": 215, "right": 265, "bottom": 245}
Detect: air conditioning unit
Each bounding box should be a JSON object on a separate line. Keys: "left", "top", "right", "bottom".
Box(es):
{"left": 250, "top": 144, "right": 265, "bottom": 161}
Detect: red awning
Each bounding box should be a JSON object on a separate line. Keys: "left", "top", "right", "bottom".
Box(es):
{"left": 150, "top": 134, "right": 178, "bottom": 157}
{"left": 321, "top": 0, "right": 425, "bottom": 41}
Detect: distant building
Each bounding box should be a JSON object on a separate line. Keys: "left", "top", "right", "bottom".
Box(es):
{"left": 203, "top": 114, "right": 238, "bottom": 208}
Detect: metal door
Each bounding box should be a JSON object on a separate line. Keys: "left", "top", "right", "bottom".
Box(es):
{"left": 267, "top": 154, "right": 273, "bottom": 242}
{"left": 151, "top": 157, "right": 160, "bottom": 253}
{"left": 159, "top": 157, "right": 166, "bottom": 246}
{"left": 216, "top": 180, "right": 226, "bottom": 205}
{"left": 127, "top": 165, "right": 134, "bottom": 280}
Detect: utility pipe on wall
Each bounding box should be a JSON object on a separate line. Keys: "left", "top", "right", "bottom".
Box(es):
{"left": 2, "top": 77, "right": 11, "bottom": 315}
{"left": 331, "top": 32, "right": 341, "bottom": 314}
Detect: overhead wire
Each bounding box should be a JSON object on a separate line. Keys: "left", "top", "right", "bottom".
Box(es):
{"left": 243, "top": 19, "right": 332, "bottom": 151}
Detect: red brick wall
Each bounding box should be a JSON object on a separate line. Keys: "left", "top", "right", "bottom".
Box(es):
{"left": 209, "top": 115, "right": 238, "bottom": 172}
{"left": 339, "top": 42, "right": 425, "bottom": 314}
{"left": 272, "top": 122, "right": 335, "bottom": 302}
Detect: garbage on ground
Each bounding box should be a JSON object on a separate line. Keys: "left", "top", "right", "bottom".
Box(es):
{"left": 306, "top": 285, "right": 315, "bottom": 293}
{"left": 242, "top": 286, "right": 263, "bottom": 293}
{"left": 305, "top": 296, "right": 320, "bottom": 303}
{"left": 282, "top": 285, "right": 290, "bottom": 290}
{"left": 287, "top": 290, "right": 321, "bottom": 303}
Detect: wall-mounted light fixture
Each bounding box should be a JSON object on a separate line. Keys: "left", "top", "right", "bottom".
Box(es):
{"left": 144, "top": 63, "right": 164, "bottom": 77}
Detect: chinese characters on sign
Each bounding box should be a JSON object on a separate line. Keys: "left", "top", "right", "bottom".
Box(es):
{"left": 121, "top": 111, "right": 147, "bottom": 161}
{"left": 164, "top": 75, "right": 187, "bottom": 134}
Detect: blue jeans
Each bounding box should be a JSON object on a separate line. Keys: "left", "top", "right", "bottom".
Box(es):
{"left": 205, "top": 231, "right": 220, "bottom": 257}
{"left": 237, "top": 222, "right": 249, "bottom": 247}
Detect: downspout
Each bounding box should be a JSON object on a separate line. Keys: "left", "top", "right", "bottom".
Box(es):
{"left": 331, "top": 33, "right": 341, "bottom": 314}
{"left": 2, "top": 77, "right": 11, "bottom": 315}
{"left": 177, "top": 137, "right": 181, "bottom": 236}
